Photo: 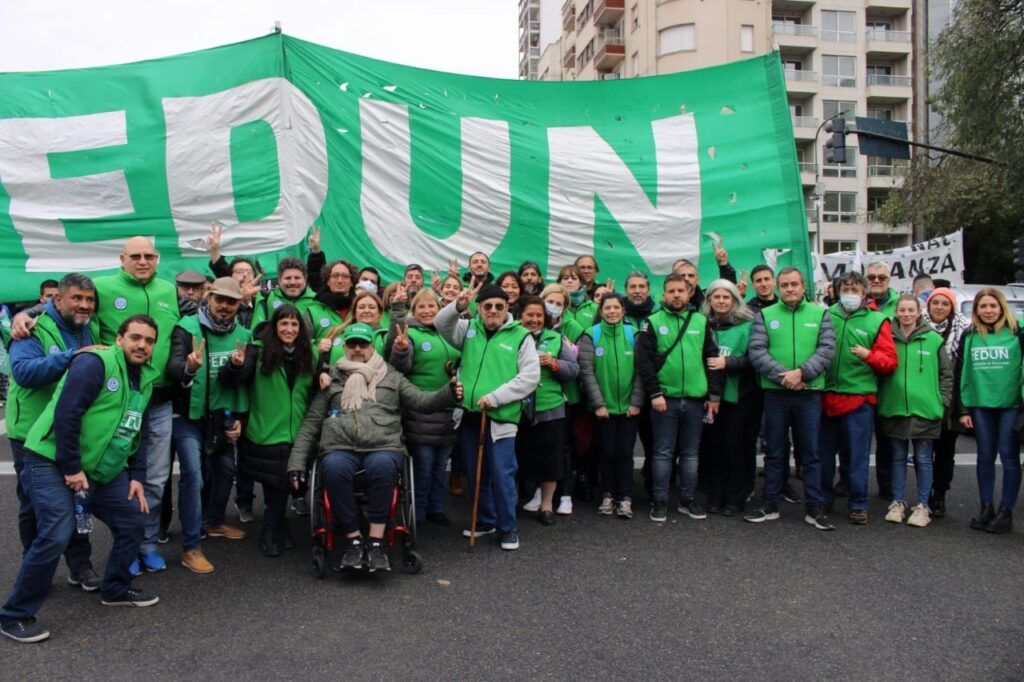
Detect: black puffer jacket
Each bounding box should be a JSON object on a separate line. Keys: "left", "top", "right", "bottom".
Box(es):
{"left": 388, "top": 318, "right": 458, "bottom": 448}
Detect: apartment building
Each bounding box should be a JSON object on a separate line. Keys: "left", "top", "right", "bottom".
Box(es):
{"left": 518, "top": 0, "right": 919, "bottom": 254}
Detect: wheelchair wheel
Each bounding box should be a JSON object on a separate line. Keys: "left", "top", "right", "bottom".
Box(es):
{"left": 308, "top": 460, "right": 322, "bottom": 538}
{"left": 401, "top": 549, "right": 424, "bottom": 575}
{"left": 312, "top": 546, "right": 327, "bottom": 579}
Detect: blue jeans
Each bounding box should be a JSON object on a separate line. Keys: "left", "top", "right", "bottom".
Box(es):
{"left": 971, "top": 407, "right": 1022, "bottom": 508}
{"left": 140, "top": 400, "right": 174, "bottom": 555}
{"left": 321, "top": 450, "right": 403, "bottom": 534}
{"left": 820, "top": 402, "right": 875, "bottom": 511}
{"left": 408, "top": 442, "right": 452, "bottom": 521}
{"left": 458, "top": 413, "right": 518, "bottom": 534}
{"left": 650, "top": 397, "right": 704, "bottom": 502}
{"left": 762, "top": 391, "right": 825, "bottom": 511}
{"left": 170, "top": 417, "right": 205, "bottom": 550}
{"left": 0, "top": 453, "right": 145, "bottom": 624}
{"left": 890, "top": 438, "right": 934, "bottom": 507}
{"left": 11, "top": 439, "right": 92, "bottom": 573}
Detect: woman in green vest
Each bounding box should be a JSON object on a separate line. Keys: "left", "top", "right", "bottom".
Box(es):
{"left": 320, "top": 290, "right": 390, "bottom": 365}
{"left": 219, "top": 304, "right": 321, "bottom": 557}
{"left": 699, "top": 280, "right": 756, "bottom": 516}
{"left": 388, "top": 287, "right": 462, "bottom": 526}
{"left": 880, "top": 295, "right": 953, "bottom": 528}
{"left": 495, "top": 272, "right": 523, "bottom": 319}
{"left": 515, "top": 296, "right": 580, "bottom": 525}
{"left": 557, "top": 265, "right": 589, "bottom": 315}
{"left": 579, "top": 292, "right": 644, "bottom": 519}
{"left": 957, "top": 288, "right": 1024, "bottom": 534}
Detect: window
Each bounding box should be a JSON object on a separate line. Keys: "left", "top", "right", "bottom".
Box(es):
{"left": 824, "top": 239, "right": 859, "bottom": 254}
{"left": 772, "top": 15, "right": 802, "bottom": 27}
{"left": 823, "top": 192, "right": 858, "bottom": 223}
{"left": 822, "top": 55, "right": 857, "bottom": 87}
{"left": 782, "top": 59, "right": 804, "bottom": 72}
{"left": 867, "top": 192, "right": 890, "bottom": 213}
{"left": 740, "top": 25, "right": 754, "bottom": 53}
{"left": 823, "top": 100, "right": 856, "bottom": 120}
{"left": 631, "top": 52, "right": 639, "bottom": 77}
{"left": 822, "top": 145, "right": 857, "bottom": 177}
{"left": 790, "top": 103, "right": 804, "bottom": 117}
{"left": 865, "top": 20, "right": 892, "bottom": 31}
{"left": 867, "top": 107, "right": 894, "bottom": 120}
{"left": 659, "top": 24, "right": 695, "bottom": 55}
{"left": 821, "top": 10, "right": 856, "bottom": 42}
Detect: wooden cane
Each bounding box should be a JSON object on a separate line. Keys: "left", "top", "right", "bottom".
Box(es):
{"left": 468, "top": 410, "right": 488, "bottom": 549}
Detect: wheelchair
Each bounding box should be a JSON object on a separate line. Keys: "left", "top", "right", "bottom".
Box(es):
{"left": 308, "top": 451, "right": 424, "bottom": 577}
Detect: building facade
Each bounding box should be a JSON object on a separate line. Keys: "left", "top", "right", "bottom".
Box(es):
{"left": 518, "top": 0, "right": 919, "bottom": 254}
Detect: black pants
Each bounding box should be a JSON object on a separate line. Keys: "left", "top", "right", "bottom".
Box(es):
{"left": 262, "top": 485, "right": 289, "bottom": 535}
{"left": 596, "top": 414, "right": 640, "bottom": 501}
{"left": 702, "top": 399, "right": 758, "bottom": 508}
{"left": 874, "top": 411, "right": 893, "bottom": 494}
{"left": 932, "top": 426, "right": 959, "bottom": 494}
{"left": 638, "top": 404, "right": 654, "bottom": 495}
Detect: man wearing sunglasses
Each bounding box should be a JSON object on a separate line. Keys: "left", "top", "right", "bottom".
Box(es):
{"left": 435, "top": 284, "right": 540, "bottom": 551}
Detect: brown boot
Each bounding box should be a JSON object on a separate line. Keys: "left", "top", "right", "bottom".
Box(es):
{"left": 449, "top": 472, "right": 464, "bottom": 497}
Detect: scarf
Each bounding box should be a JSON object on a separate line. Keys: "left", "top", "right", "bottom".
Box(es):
{"left": 923, "top": 309, "right": 970, "bottom": 359}
{"left": 569, "top": 288, "right": 588, "bottom": 308}
{"left": 335, "top": 352, "right": 387, "bottom": 410}
{"left": 198, "top": 302, "right": 236, "bottom": 335}
{"left": 315, "top": 288, "right": 353, "bottom": 313}
{"left": 624, "top": 296, "right": 654, "bottom": 321}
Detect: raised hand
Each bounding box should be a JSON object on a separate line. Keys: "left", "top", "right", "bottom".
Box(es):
{"left": 241, "top": 273, "right": 263, "bottom": 302}
{"left": 207, "top": 222, "right": 223, "bottom": 260}
{"left": 457, "top": 279, "right": 482, "bottom": 312}
{"left": 230, "top": 340, "right": 247, "bottom": 367}
{"left": 714, "top": 241, "right": 729, "bottom": 265}
{"left": 393, "top": 283, "right": 408, "bottom": 304}
{"left": 447, "top": 258, "right": 460, "bottom": 278}
{"left": 308, "top": 225, "right": 321, "bottom": 253}
{"left": 186, "top": 336, "right": 206, "bottom": 372}
{"left": 318, "top": 338, "right": 333, "bottom": 353}
{"left": 430, "top": 269, "right": 442, "bottom": 292}
{"left": 393, "top": 323, "right": 410, "bottom": 352}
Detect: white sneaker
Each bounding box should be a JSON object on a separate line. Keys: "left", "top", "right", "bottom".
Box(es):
{"left": 885, "top": 501, "right": 906, "bottom": 523}
{"left": 907, "top": 504, "right": 931, "bottom": 528}
{"left": 556, "top": 495, "right": 573, "bottom": 515}
{"left": 598, "top": 495, "right": 615, "bottom": 515}
{"left": 522, "top": 487, "right": 542, "bottom": 512}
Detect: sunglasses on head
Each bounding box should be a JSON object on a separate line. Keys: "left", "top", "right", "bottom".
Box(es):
{"left": 345, "top": 339, "right": 371, "bottom": 349}
{"left": 481, "top": 302, "right": 506, "bottom": 311}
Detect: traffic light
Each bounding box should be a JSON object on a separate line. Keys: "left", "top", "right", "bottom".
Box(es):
{"left": 824, "top": 117, "right": 846, "bottom": 164}
{"left": 1014, "top": 237, "right": 1024, "bottom": 282}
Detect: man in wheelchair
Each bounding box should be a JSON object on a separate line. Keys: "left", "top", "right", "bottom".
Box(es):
{"left": 288, "top": 323, "right": 462, "bottom": 572}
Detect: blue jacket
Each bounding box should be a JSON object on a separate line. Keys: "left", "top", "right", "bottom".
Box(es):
{"left": 9, "top": 300, "right": 94, "bottom": 389}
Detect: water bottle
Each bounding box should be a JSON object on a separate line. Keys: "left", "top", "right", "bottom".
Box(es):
{"left": 330, "top": 408, "right": 340, "bottom": 418}
{"left": 74, "top": 489, "right": 93, "bottom": 534}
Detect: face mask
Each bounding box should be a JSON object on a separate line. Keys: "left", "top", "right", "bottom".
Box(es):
{"left": 356, "top": 280, "right": 377, "bottom": 293}
{"left": 544, "top": 302, "right": 563, "bottom": 318}
{"left": 840, "top": 294, "right": 862, "bottom": 311}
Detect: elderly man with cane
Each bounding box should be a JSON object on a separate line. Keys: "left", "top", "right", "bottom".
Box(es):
{"left": 435, "top": 283, "right": 540, "bottom": 551}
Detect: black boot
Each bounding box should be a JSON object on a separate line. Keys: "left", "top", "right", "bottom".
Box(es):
{"left": 985, "top": 507, "right": 1013, "bottom": 534}
{"left": 970, "top": 502, "right": 995, "bottom": 530}
{"left": 576, "top": 474, "right": 593, "bottom": 502}
{"left": 260, "top": 528, "right": 283, "bottom": 557}
{"left": 274, "top": 526, "right": 295, "bottom": 550}
{"left": 929, "top": 491, "right": 946, "bottom": 519}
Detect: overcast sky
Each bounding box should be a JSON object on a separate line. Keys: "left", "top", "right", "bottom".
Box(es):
{"left": 0, "top": 0, "right": 520, "bottom": 77}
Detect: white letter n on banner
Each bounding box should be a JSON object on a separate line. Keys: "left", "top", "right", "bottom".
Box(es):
{"left": 547, "top": 114, "right": 702, "bottom": 276}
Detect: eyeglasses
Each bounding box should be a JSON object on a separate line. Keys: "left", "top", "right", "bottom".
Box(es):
{"left": 481, "top": 302, "right": 506, "bottom": 311}
{"left": 329, "top": 272, "right": 352, "bottom": 280}
{"left": 127, "top": 253, "right": 158, "bottom": 261}
{"left": 866, "top": 274, "right": 889, "bottom": 282}
{"left": 344, "top": 339, "right": 371, "bottom": 349}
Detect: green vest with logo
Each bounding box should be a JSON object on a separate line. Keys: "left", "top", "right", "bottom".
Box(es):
{"left": 533, "top": 329, "right": 566, "bottom": 413}
{"left": 406, "top": 327, "right": 460, "bottom": 391}
{"left": 574, "top": 301, "right": 598, "bottom": 331}
{"left": 960, "top": 327, "right": 1023, "bottom": 409}
{"left": 326, "top": 326, "right": 387, "bottom": 365}
{"left": 245, "top": 341, "right": 314, "bottom": 445}
{"left": 26, "top": 347, "right": 157, "bottom": 484}
{"left": 176, "top": 316, "right": 251, "bottom": 420}
{"left": 592, "top": 320, "right": 636, "bottom": 415}
{"left": 873, "top": 288, "right": 899, "bottom": 318}
{"left": 252, "top": 287, "right": 316, "bottom": 329}
{"left": 759, "top": 300, "right": 828, "bottom": 391}
{"left": 824, "top": 304, "right": 886, "bottom": 395}
{"left": 557, "top": 317, "right": 585, "bottom": 405}
{"left": 646, "top": 308, "right": 708, "bottom": 399}
{"left": 878, "top": 329, "right": 945, "bottom": 420}
{"left": 715, "top": 321, "right": 752, "bottom": 404}
{"left": 460, "top": 317, "right": 531, "bottom": 423}
{"left": 6, "top": 314, "right": 70, "bottom": 441}
{"left": 93, "top": 270, "right": 179, "bottom": 387}
{"left": 305, "top": 300, "right": 347, "bottom": 341}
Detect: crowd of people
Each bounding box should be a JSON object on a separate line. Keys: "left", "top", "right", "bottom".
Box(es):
{"left": 0, "top": 225, "right": 1020, "bottom": 644}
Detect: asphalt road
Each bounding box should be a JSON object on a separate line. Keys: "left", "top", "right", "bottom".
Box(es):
{"left": 1, "top": 447, "right": 1022, "bottom": 680}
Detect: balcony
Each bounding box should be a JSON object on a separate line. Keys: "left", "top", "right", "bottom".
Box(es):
{"left": 600, "top": 73, "right": 620, "bottom": 80}
{"left": 866, "top": 29, "right": 912, "bottom": 58}
{"left": 519, "top": 0, "right": 540, "bottom": 23}
{"left": 772, "top": 23, "right": 818, "bottom": 53}
{"left": 806, "top": 208, "right": 818, "bottom": 225}
{"left": 822, "top": 74, "right": 857, "bottom": 88}
{"left": 784, "top": 69, "right": 818, "bottom": 96}
{"left": 799, "top": 162, "right": 817, "bottom": 186}
{"left": 562, "top": 45, "right": 576, "bottom": 68}
{"left": 868, "top": 163, "right": 909, "bottom": 177}
{"left": 594, "top": 29, "right": 624, "bottom": 69}
{"left": 866, "top": 0, "right": 911, "bottom": 13}
{"left": 562, "top": 0, "right": 575, "bottom": 31}
{"left": 866, "top": 73, "right": 912, "bottom": 103}
{"left": 792, "top": 116, "right": 818, "bottom": 140}
{"left": 594, "top": 0, "right": 624, "bottom": 26}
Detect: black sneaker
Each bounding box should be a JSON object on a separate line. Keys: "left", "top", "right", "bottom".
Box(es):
{"left": 366, "top": 542, "right": 391, "bottom": 572}
{"left": 499, "top": 532, "right": 520, "bottom": 551}
{"left": 290, "top": 496, "right": 311, "bottom": 517}
{"left": 782, "top": 483, "right": 803, "bottom": 504}
{"left": 101, "top": 588, "right": 160, "bottom": 607}
{"left": 0, "top": 618, "right": 50, "bottom": 643}
{"left": 157, "top": 527, "right": 170, "bottom": 545}
{"left": 677, "top": 497, "right": 707, "bottom": 520}
{"left": 804, "top": 508, "right": 836, "bottom": 531}
{"left": 744, "top": 505, "right": 780, "bottom": 523}
{"left": 462, "top": 524, "right": 496, "bottom": 538}
{"left": 339, "top": 538, "right": 366, "bottom": 570}
{"left": 929, "top": 491, "right": 946, "bottom": 519}
{"left": 67, "top": 567, "right": 101, "bottom": 592}
{"left": 649, "top": 500, "right": 669, "bottom": 522}
{"left": 722, "top": 504, "right": 740, "bottom": 518}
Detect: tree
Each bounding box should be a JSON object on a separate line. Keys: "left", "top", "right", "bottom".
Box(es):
{"left": 878, "top": 0, "right": 1024, "bottom": 283}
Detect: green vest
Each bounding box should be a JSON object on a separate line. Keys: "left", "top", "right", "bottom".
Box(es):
{"left": 591, "top": 320, "right": 636, "bottom": 415}
{"left": 326, "top": 326, "right": 387, "bottom": 365}
{"left": 26, "top": 347, "right": 158, "bottom": 484}
{"left": 176, "top": 316, "right": 251, "bottom": 420}
{"left": 93, "top": 270, "right": 179, "bottom": 387}
{"left": 6, "top": 314, "right": 69, "bottom": 441}
{"left": 557, "top": 317, "right": 585, "bottom": 405}
{"left": 714, "top": 321, "right": 752, "bottom": 404}
{"left": 406, "top": 327, "right": 460, "bottom": 391}
{"left": 872, "top": 288, "right": 899, "bottom": 318}
{"left": 824, "top": 304, "right": 886, "bottom": 395}
{"left": 460, "top": 316, "right": 531, "bottom": 423}
{"left": 251, "top": 287, "right": 316, "bottom": 329}
{"left": 626, "top": 301, "right": 660, "bottom": 331}
{"left": 533, "top": 329, "right": 566, "bottom": 413}
{"left": 646, "top": 308, "right": 709, "bottom": 399}
{"left": 305, "top": 300, "right": 347, "bottom": 341}
{"left": 960, "top": 327, "right": 1023, "bottom": 409}
{"left": 245, "top": 341, "right": 314, "bottom": 445}
{"left": 574, "top": 301, "right": 598, "bottom": 331}
{"left": 878, "top": 329, "right": 945, "bottom": 420}
{"left": 759, "top": 300, "right": 828, "bottom": 391}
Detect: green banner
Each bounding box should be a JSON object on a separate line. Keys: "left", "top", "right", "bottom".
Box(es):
{"left": 0, "top": 33, "right": 809, "bottom": 301}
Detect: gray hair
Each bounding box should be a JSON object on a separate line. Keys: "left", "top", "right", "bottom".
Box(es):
{"left": 865, "top": 261, "right": 891, "bottom": 274}
{"left": 58, "top": 273, "right": 96, "bottom": 293}
{"left": 701, "top": 279, "right": 754, "bottom": 324}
